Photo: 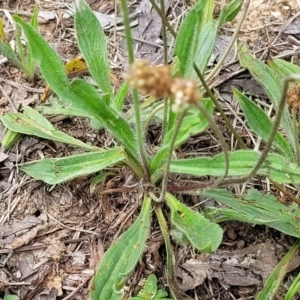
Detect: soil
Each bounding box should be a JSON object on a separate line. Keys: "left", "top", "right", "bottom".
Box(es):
{"left": 1, "top": 0, "right": 300, "bottom": 299}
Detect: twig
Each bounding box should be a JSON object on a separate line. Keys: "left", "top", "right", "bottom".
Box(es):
{"left": 62, "top": 275, "right": 92, "bottom": 300}
{"left": 117, "top": 32, "right": 163, "bottom": 49}
{"left": 205, "top": 0, "right": 250, "bottom": 82}
{"left": 0, "top": 77, "right": 44, "bottom": 93}
{"left": 0, "top": 80, "right": 18, "bottom": 112}
{"left": 271, "top": 10, "right": 300, "bottom": 46}
{"left": 2, "top": 281, "right": 32, "bottom": 286}
{"left": 46, "top": 212, "right": 98, "bottom": 236}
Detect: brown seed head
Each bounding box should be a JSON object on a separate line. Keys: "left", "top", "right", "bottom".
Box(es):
{"left": 124, "top": 59, "right": 201, "bottom": 112}
{"left": 170, "top": 78, "right": 200, "bottom": 112}
{"left": 287, "top": 83, "right": 300, "bottom": 108}
{"left": 124, "top": 59, "right": 173, "bottom": 98}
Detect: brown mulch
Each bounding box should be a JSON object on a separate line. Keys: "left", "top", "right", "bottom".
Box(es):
{"left": 1, "top": 0, "right": 300, "bottom": 299}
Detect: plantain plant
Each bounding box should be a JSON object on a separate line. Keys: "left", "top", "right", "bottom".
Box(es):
{"left": 1, "top": 0, "right": 300, "bottom": 298}
{"left": 0, "top": 6, "right": 38, "bottom": 149}
{"left": 0, "top": 6, "right": 37, "bottom": 80}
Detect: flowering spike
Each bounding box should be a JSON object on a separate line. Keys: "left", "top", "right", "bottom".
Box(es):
{"left": 287, "top": 83, "right": 300, "bottom": 108}
{"left": 124, "top": 59, "right": 201, "bottom": 112}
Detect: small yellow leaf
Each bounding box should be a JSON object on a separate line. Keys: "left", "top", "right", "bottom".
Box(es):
{"left": 0, "top": 19, "right": 6, "bottom": 41}
{"left": 64, "top": 56, "right": 88, "bottom": 77}
{"left": 40, "top": 56, "right": 119, "bottom": 102}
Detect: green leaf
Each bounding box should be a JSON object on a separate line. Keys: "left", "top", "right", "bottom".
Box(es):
{"left": 20, "top": 147, "right": 126, "bottom": 185}
{"left": 13, "top": 15, "right": 70, "bottom": 95}
{"left": 114, "top": 81, "right": 129, "bottom": 111}
{"left": 284, "top": 267, "right": 300, "bottom": 300}
{"left": 166, "top": 100, "right": 177, "bottom": 134}
{"left": 169, "top": 150, "right": 300, "bottom": 184}
{"left": 269, "top": 58, "right": 300, "bottom": 85}
{"left": 38, "top": 100, "right": 104, "bottom": 130}
{"left": 155, "top": 290, "right": 171, "bottom": 299}
{"left": 165, "top": 193, "right": 223, "bottom": 252}
{"left": 90, "top": 172, "right": 116, "bottom": 193}
{"left": 199, "top": 0, "right": 214, "bottom": 27}
{"left": 131, "top": 274, "right": 158, "bottom": 299}
{"left": 90, "top": 196, "right": 151, "bottom": 300}
{"left": 204, "top": 189, "right": 300, "bottom": 238}
{"left": 256, "top": 241, "right": 300, "bottom": 300}
{"left": 1, "top": 129, "right": 21, "bottom": 149}
{"left": 238, "top": 44, "right": 295, "bottom": 152}
{"left": 233, "top": 87, "right": 293, "bottom": 160}
{"left": 30, "top": 5, "right": 39, "bottom": 30}
{"left": 151, "top": 99, "right": 213, "bottom": 175}
{"left": 175, "top": 0, "right": 211, "bottom": 77}
{"left": 15, "top": 6, "right": 38, "bottom": 79}
{"left": 170, "top": 228, "right": 190, "bottom": 244}
{"left": 75, "top": 0, "right": 112, "bottom": 97}
{"left": 0, "top": 40, "right": 25, "bottom": 71}
{"left": 0, "top": 18, "right": 5, "bottom": 40}
{"left": 36, "top": 100, "right": 93, "bottom": 119}
{"left": 270, "top": 58, "right": 300, "bottom": 76}
{"left": 1, "top": 106, "right": 98, "bottom": 152}
{"left": 192, "top": 0, "right": 242, "bottom": 76}
{"left": 218, "top": 0, "right": 243, "bottom": 26}
{"left": 2, "top": 295, "right": 20, "bottom": 300}
{"left": 26, "top": 5, "right": 39, "bottom": 78}
{"left": 129, "top": 274, "right": 172, "bottom": 300}
{"left": 13, "top": 16, "right": 139, "bottom": 166}
{"left": 69, "top": 79, "right": 138, "bottom": 157}
{"left": 15, "top": 25, "right": 26, "bottom": 68}
{"left": 193, "top": 20, "right": 218, "bottom": 74}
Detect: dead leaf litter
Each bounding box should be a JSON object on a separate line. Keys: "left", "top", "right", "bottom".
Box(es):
{"left": 1, "top": 0, "right": 300, "bottom": 299}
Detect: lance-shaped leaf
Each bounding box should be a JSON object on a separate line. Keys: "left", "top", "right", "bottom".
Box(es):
{"left": 165, "top": 193, "right": 222, "bottom": 253}
{"left": 36, "top": 100, "right": 93, "bottom": 119}
{"left": 1, "top": 106, "right": 98, "bottom": 151}
{"left": 192, "top": 20, "right": 217, "bottom": 75}
{"left": 21, "top": 147, "right": 126, "bottom": 184}
{"left": 204, "top": 189, "right": 300, "bottom": 238}
{"left": 269, "top": 58, "right": 300, "bottom": 83}
{"left": 75, "top": 0, "right": 112, "bottom": 97}
{"left": 217, "top": 0, "right": 243, "bottom": 26}
{"left": 238, "top": 45, "right": 295, "bottom": 151}
{"left": 175, "top": 0, "right": 211, "bottom": 77}
{"left": 114, "top": 81, "right": 129, "bottom": 111}
{"left": 193, "top": 0, "right": 243, "bottom": 76}
{"left": 90, "top": 196, "right": 151, "bottom": 300}
{"left": 1, "top": 130, "right": 21, "bottom": 149}
{"left": 13, "top": 15, "right": 70, "bottom": 95}
{"left": 284, "top": 262, "right": 300, "bottom": 299}
{"left": 193, "top": 0, "right": 243, "bottom": 75}
{"left": 0, "top": 40, "right": 25, "bottom": 72}
{"left": 151, "top": 99, "right": 213, "bottom": 175}
{"left": 169, "top": 150, "right": 300, "bottom": 184}
{"left": 233, "top": 87, "right": 293, "bottom": 161}
{"left": 256, "top": 240, "right": 300, "bottom": 300}
{"left": 69, "top": 79, "right": 138, "bottom": 159}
